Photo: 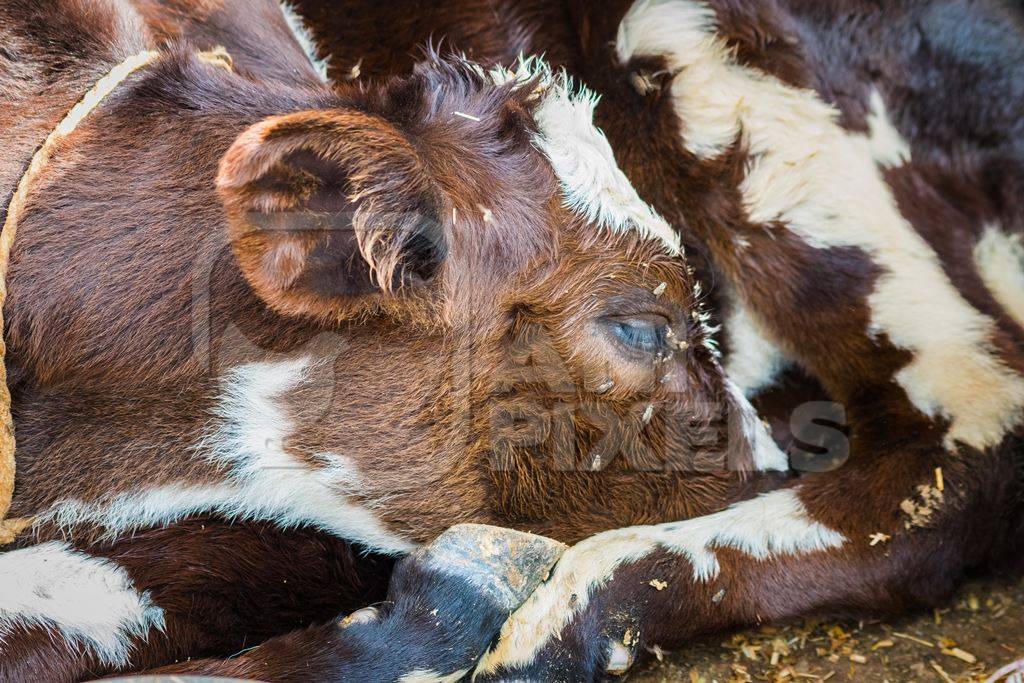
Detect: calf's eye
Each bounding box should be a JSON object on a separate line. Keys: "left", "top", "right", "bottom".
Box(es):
{"left": 608, "top": 314, "right": 671, "bottom": 352}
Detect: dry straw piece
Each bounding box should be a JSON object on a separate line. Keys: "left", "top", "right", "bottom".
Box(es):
{"left": 0, "top": 47, "right": 232, "bottom": 544}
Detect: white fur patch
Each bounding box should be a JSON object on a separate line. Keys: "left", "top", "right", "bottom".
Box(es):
{"left": 975, "top": 224, "right": 1024, "bottom": 328}
{"left": 35, "top": 358, "right": 415, "bottom": 555}
{"left": 279, "top": 1, "right": 329, "bottom": 82}
{"left": 616, "top": 1, "right": 737, "bottom": 160}
{"left": 617, "top": 0, "right": 1024, "bottom": 451}
{"left": 399, "top": 668, "right": 469, "bottom": 683}
{"left": 725, "top": 379, "right": 788, "bottom": 471}
{"left": 0, "top": 542, "right": 165, "bottom": 666}
{"left": 476, "top": 488, "right": 844, "bottom": 673}
{"left": 507, "top": 60, "right": 681, "bottom": 256}
{"left": 724, "top": 299, "right": 789, "bottom": 396}
{"left": 865, "top": 89, "right": 911, "bottom": 168}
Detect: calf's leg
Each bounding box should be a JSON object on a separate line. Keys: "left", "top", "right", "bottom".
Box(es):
{"left": 141, "top": 524, "right": 565, "bottom": 682}
{"left": 0, "top": 520, "right": 393, "bottom": 682}
{"left": 475, "top": 438, "right": 1023, "bottom": 681}
{"left": 3, "top": 521, "right": 563, "bottom": 682}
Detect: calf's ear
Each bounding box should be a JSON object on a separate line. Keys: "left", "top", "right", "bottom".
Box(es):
{"left": 216, "top": 109, "right": 444, "bottom": 320}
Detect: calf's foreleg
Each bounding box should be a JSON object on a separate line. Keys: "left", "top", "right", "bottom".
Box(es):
{"left": 476, "top": 440, "right": 1023, "bottom": 681}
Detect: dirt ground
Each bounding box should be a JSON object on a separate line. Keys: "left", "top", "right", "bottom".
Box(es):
{"left": 633, "top": 577, "right": 1023, "bottom": 683}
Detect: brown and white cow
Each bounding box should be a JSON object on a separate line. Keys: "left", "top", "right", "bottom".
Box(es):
{"left": 0, "top": 1, "right": 789, "bottom": 680}
{"left": 266, "top": 0, "right": 1024, "bottom": 679}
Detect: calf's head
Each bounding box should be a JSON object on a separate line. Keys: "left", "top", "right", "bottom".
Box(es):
{"left": 210, "top": 58, "right": 786, "bottom": 541}
{"left": 7, "top": 49, "right": 783, "bottom": 544}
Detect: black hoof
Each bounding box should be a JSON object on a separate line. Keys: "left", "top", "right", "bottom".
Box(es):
{"left": 333, "top": 524, "right": 566, "bottom": 681}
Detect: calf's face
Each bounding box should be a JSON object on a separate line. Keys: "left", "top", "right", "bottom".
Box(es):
{"left": 209, "top": 60, "right": 783, "bottom": 541}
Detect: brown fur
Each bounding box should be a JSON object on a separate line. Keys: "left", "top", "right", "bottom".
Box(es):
{"left": 1, "top": 0, "right": 760, "bottom": 532}
{"left": 5, "top": 0, "right": 1023, "bottom": 679}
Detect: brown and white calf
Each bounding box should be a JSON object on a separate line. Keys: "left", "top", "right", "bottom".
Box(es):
{"left": 0, "top": 1, "right": 788, "bottom": 680}
{"left": 274, "top": 0, "right": 1024, "bottom": 679}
